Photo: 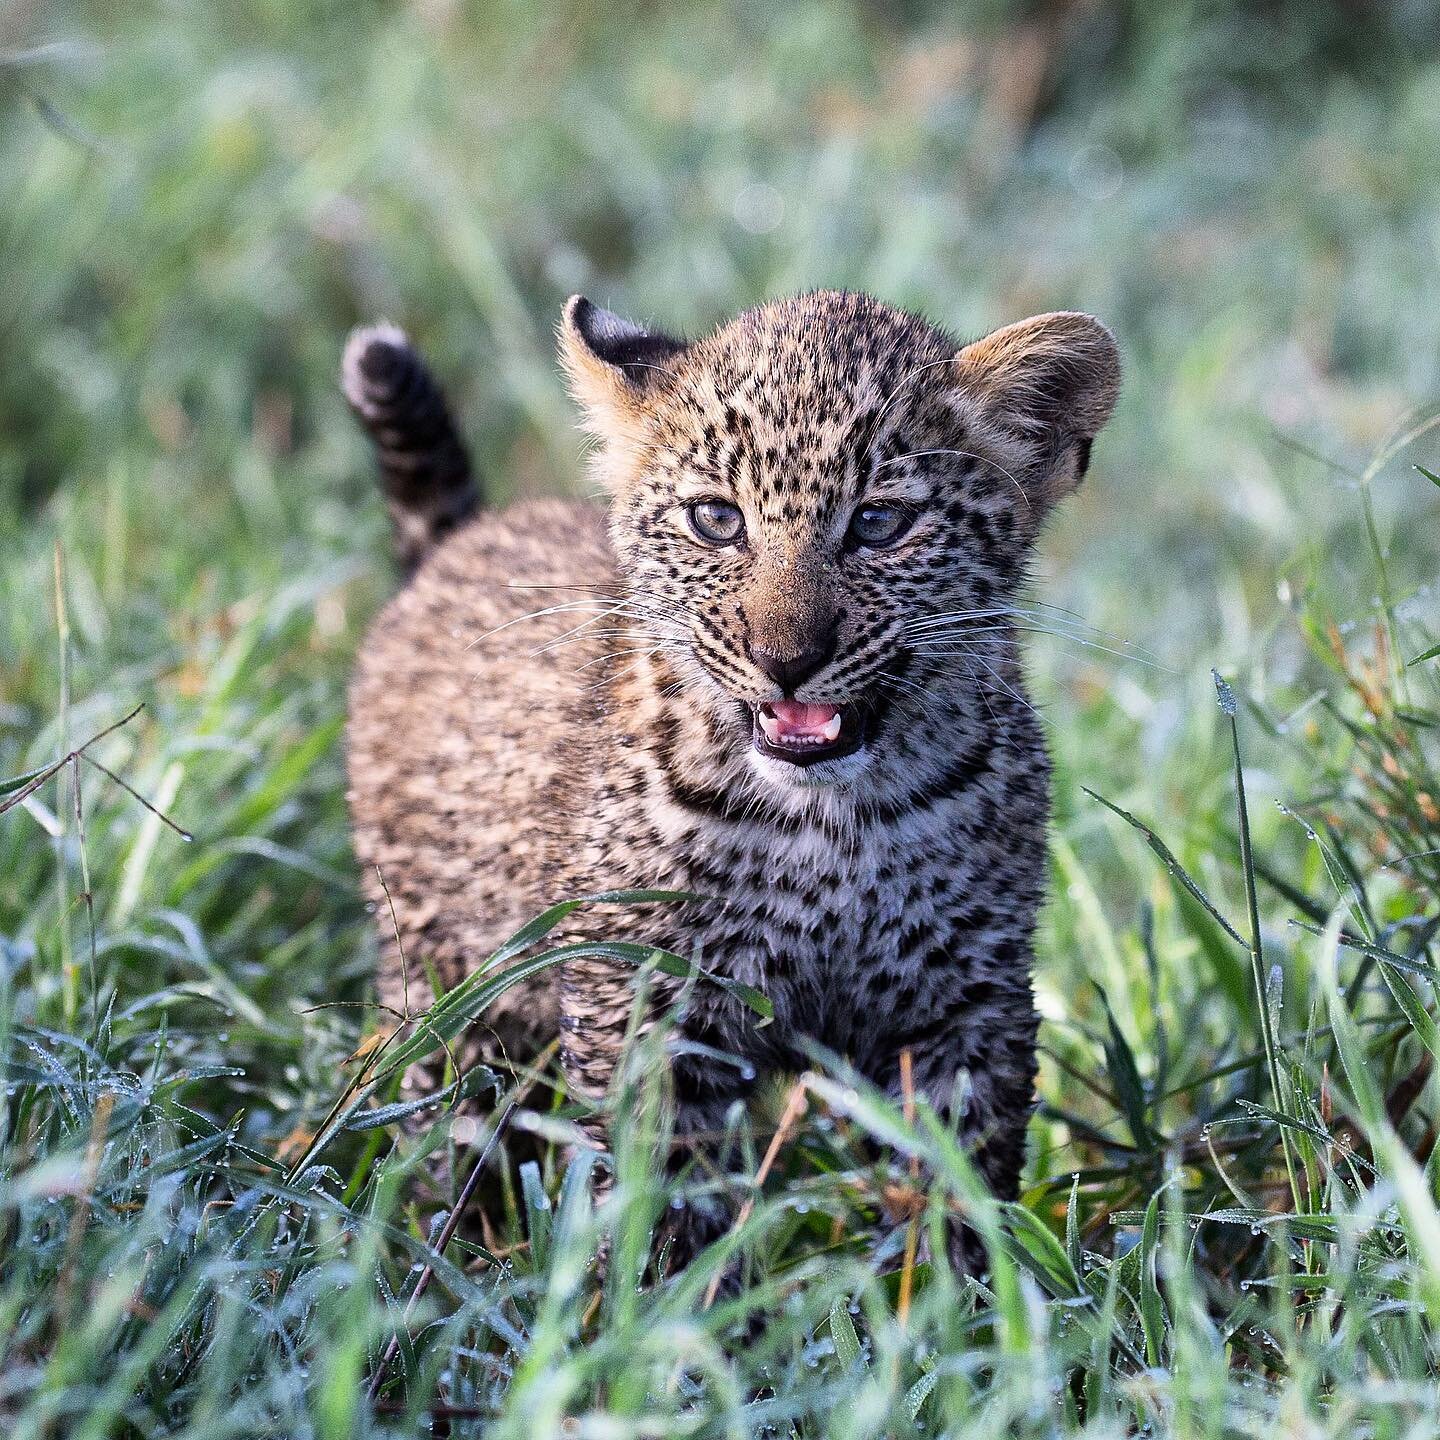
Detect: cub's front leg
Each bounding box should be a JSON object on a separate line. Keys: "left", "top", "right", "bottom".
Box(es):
{"left": 655, "top": 1000, "right": 774, "bottom": 1271}
{"left": 867, "top": 971, "right": 1040, "bottom": 1272}
{"left": 560, "top": 950, "right": 766, "bottom": 1270}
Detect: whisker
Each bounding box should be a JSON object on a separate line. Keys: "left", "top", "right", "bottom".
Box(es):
{"left": 572, "top": 644, "right": 687, "bottom": 676}
{"left": 502, "top": 580, "right": 693, "bottom": 621}
{"left": 876, "top": 446, "right": 1031, "bottom": 514}
{"left": 1009, "top": 627, "right": 1175, "bottom": 672}
{"left": 904, "top": 604, "right": 1167, "bottom": 669}
{"left": 468, "top": 599, "right": 628, "bottom": 649}
{"left": 529, "top": 616, "right": 683, "bottom": 657}
{"left": 875, "top": 673, "right": 933, "bottom": 704}
{"left": 580, "top": 649, "right": 689, "bottom": 694}
{"left": 905, "top": 625, "right": 1020, "bottom": 642}
{"left": 910, "top": 627, "right": 1173, "bottom": 674}
{"left": 952, "top": 656, "right": 1005, "bottom": 733}
{"left": 904, "top": 608, "right": 1080, "bottom": 636}
{"left": 904, "top": 598, "right": 1140, "bottom": 643}
{"left": 902, "top": 609, "right": 1020, "bottom": 632}
{"left": 868, "top": 357, "right": 964, "bottom": 438}
{"left": 525, "top": 609, "right": 644, "bottom": 657}
{"left": 967, "top": 658, "right": 1042, "bottom": 720}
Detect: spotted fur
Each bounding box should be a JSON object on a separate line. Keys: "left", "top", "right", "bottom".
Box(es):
{"left": 345, "top": 290, "right": 1119, "bottom": 1259}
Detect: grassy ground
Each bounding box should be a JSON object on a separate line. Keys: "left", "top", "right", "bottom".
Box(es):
{"left": 3, "top": 2, "right": 1440, "bottom": 1435}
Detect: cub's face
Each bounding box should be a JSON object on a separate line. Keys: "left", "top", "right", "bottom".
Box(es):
{"left": 561, "top": 291, "right": 1118, "bottom": 790}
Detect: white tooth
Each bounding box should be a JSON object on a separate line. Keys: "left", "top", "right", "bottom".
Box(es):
{"left": 758, "top": 710, "right": 781, "bottom": 743}
{"left": 820, "top": 713, "right": 842, "bottom": 743}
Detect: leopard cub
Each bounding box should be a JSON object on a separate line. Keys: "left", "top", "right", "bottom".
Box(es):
{"left": 344, "top": 290, "right": 1119, "bottom": 1259}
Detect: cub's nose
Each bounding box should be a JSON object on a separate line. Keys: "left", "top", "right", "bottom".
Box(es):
{"left": 748, "top": 634, "right": 836, "bottom": 694}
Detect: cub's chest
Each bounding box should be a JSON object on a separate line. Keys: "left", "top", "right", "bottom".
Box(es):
{"left": 571, "top": 776, "right": 1037, "bottom": 1053}
{"left": 654, "top": 817, "right": 976, "bottom": 1034}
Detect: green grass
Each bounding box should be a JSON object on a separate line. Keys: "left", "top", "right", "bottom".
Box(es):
{"left": 4, "top": 2, "right": 1440, "bottom": 1434}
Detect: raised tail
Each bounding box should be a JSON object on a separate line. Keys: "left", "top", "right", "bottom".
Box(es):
{"left": 341, "top": 323, "right": 481, "bottom": 573}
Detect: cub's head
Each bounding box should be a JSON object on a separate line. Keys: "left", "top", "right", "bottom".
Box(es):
{"left": 559, "top": 290, "right": 1119, "bottom": 791}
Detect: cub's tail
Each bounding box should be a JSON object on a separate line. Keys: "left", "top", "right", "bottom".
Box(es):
{"left": 341, "top": 323, "right": 480, "bottom": 573}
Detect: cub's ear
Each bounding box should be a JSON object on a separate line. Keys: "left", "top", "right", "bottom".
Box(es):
{"left": 558, "top": 295, "right": 687, "bottom": 448}
{"left": 955, "top": 311, "right": 1120, "bottom": 510}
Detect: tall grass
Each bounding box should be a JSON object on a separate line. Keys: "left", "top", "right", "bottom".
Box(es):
{"left": 4, "top": 433, "right": 1437, "bottom": 1439}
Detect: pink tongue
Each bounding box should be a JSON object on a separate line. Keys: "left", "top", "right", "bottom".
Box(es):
{"left": 769, "top": 700, "right": 840, "bottom": 736}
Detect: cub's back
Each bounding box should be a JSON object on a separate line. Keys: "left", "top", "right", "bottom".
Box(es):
{"left": 346, "top": 497, "right": 614, "bottom": 1043}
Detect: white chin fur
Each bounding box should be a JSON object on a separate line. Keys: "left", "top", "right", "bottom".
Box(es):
{"left": 747, "top": 746, "right": 871, "bottom": 789}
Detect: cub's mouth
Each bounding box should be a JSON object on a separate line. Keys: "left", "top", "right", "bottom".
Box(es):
{"left": 749, "top": 699, "right": 866, "bottom": 767}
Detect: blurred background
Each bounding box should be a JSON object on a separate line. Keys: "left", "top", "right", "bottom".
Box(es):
{"left": 2, "top": 0, "right": 1439, "bottom": 1150}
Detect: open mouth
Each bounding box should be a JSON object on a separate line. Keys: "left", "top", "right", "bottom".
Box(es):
{"left": 750, "top": 699, "right": 866, "bottom": 767}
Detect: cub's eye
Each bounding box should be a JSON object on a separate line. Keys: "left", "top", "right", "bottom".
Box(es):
{"left": 686, "top": 499, "right": 745, "bottom": 546}
{"left": 847, "top": 503, "right": 914, "bottom": 549}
